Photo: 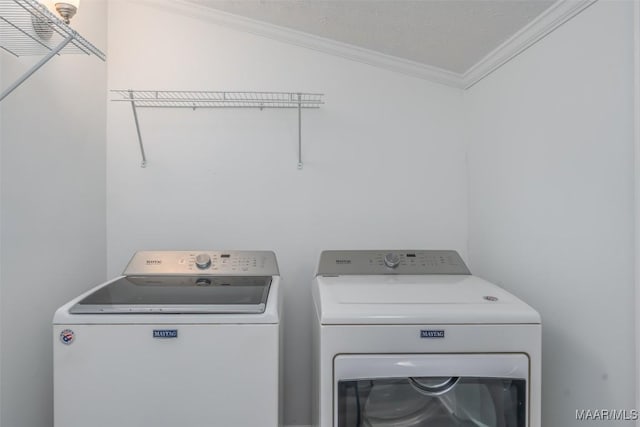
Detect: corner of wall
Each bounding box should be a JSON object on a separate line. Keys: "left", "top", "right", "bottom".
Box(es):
{"left": 460, "top": 88, "right": 472, "bottom": 268}
{"left": 634, "top": 0, "right": 640, "bottom": 421}
{"left": 0, "top": 44, "right": 3, "bottom": 427}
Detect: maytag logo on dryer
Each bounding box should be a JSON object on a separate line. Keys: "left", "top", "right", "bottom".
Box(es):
{"left": 420, "top": 330, "right": 445, "bottom": 339}
{"left": 153, "top": 329, "right": 178, "bottom": 338}
{"left": 335, "top": 259, "right": 351, "bottom": 264}
{"left": 146, "top": 259, "right": 162, "bottom": 265}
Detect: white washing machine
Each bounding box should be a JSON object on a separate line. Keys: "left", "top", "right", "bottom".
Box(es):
{"left": 54, "top": 250, "right": 282, "bottom": 427}
{"left": 311, "top": 250, "right": 541, "bottom": 427}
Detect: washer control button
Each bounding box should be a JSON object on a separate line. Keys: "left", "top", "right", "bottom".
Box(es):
{"left": 384, "top": 252, "right": 401, "bottom": 269}
{"left": 195, "top": 254, "right": 211, "bottom": 269}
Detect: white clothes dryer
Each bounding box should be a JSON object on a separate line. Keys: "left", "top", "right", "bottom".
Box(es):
{"left": 54, "top": 251, "right": 282, "bottom": 427}
{"left": 311, "top": 250, "right": 541, "bottom": 427}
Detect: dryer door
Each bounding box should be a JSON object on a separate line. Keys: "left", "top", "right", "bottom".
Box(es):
{"left": 334, "top": 354, "right": 528, "bottom": 427}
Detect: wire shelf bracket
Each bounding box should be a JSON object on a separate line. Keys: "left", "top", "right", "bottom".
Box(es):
{"left": 111, "top": 90, "right": 324, "bottom": 169}
{"left": 0, "top": 0, "right": 106, "bottom": 102}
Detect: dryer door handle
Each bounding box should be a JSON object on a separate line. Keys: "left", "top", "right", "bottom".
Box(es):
{"left": 409, "top": 376, "right": 459, "bottom": 396}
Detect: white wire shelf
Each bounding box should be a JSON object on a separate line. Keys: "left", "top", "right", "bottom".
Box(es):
{"left": 111, "top": 90, "right": 324, "bottom": 109}
{"left": 0, "top": 0, "right": 105, "bottom": 101}
{"left": 111, "top": 90, "right": 325, "bottom": 169}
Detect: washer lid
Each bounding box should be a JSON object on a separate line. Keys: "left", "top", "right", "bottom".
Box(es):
{"left": 313, "top": 275, "right": 540, "bottom": 325}
{"left": 69, "top": 275, "right": 272, "bottom": 314}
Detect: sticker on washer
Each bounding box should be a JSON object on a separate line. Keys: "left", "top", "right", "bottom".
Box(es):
{"left": 60, "top": 329, "right": 75, "bottom": 345}
{"left": 153, "top": 329, "right": 178, "bottom": 338}
{"left": 420, "top": 330, "right": 445, "bottom": 338}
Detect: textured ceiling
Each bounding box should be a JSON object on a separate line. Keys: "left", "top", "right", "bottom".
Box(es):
{"left": 187, "top": 0, "right": 556, "bottom": 74}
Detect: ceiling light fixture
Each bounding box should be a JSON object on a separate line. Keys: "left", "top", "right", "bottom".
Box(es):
{"left": 55, "top": 0, "right": 79, "bottom": 25}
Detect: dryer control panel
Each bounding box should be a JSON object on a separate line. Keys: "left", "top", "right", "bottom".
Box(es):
{"left": 123, "top": 251, "right": 279, "bottom": 276}
{"left": 316, "top": 250, "right": 470, "bottom": 276}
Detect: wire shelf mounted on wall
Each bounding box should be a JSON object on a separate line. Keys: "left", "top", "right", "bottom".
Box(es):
{"left": 111, "top": 90, "right": 324, "bottom": 169}
{"left": 0, "top": 0, "right": 106, "bottom": 102}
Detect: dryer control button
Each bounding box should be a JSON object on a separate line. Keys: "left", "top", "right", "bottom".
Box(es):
{"left": 384, "top": 252, "right": 401, "bottom": 269}
{"left": 195, "top": 254, "right": 212, "bottom": 269}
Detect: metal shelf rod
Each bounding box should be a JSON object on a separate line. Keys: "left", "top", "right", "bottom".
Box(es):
{"left": 0, "top": 15, "right": 49, "bottom": 53}
{"left": 123, "top": 105, "right": 318, "bottom": 109}
{"left": 112, "top": 90, "right": 323, "bottom": 169}
{"left": 0, "top": 34, "right": 72, "bottom": 101}
{"left": 113, "top": 99, "right": 322, "bottom": 105}
{"left": 129, "top": 90, "right": 147, "bottom": 168}
{"left": 298, "top": 93, "right": 303, "bottom": 169}
{"left": 0, "top": 0, "right": 106, "bottom": 102}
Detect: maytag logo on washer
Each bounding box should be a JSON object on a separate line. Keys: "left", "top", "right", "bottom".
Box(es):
{"left": 153, "top": 329, "right": 178, "bottom": 338}
{"left": 420, "top": 330, "right": 445, "bottom": 338}
{"left": 60, "top": 329, "right": 75, "bottom": 345}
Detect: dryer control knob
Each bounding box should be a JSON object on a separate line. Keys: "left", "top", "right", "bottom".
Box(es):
{"left": 195, "top": 254, "right": 211, "bottom": 269}
{"left": 384, "top": 252, "right": 401, "bottom": 269}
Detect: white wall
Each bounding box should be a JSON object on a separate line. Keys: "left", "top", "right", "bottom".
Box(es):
{"left": 466, "top": 1, "right": 635, "bottom": 426}
{"left": 635, "top": 0, "right": 640, "bottom": 416}
{"left": 0, "top": 36, "right": 3, "bottom": 425}
{"left": 0, "top": 1, "right": 107, "bottom": 426}
{"left": 106, "top": 2, "right": 467, "bottom": 424}
{"left": 0, "top": 35, "right": 3, "bottom": 425}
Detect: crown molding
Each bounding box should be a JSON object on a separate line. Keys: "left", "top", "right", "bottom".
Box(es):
{"left": 462, "top": 0, "right": 598, "bottom": 89}
{"left": 143, "top": 0, "right": 596, "bottom": 91}
{"left": 159, "top": 0, "right": 465, "bottom": 88}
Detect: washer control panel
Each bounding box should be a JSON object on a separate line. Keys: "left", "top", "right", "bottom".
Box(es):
{"left": 316, "top": 250, "right": 470, "bottom": 276}
{"left": 123, "top": 251, "right": 279, "bottom": 276}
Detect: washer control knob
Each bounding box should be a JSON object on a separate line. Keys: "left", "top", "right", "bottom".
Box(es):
{"left": 384, "top": 252, "right": 401, "bottom": 269}
{"left": 195, "top": 253, "right": 211, "bottom": 269}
